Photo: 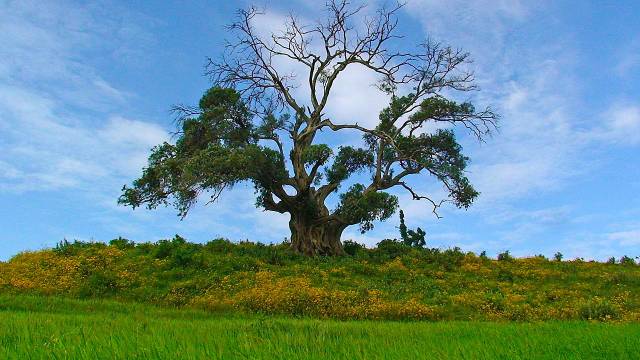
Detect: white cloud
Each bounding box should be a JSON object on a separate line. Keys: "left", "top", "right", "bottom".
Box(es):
{"left": 607, "top": 230, "right": 640, "bottom": 247}
{"left": 0, "top": 160, "right": 23, "bottom": 179}
{"left": 0, "top": 2, "right": 168, "bottom": 193}
{"left": 591, "top": 105, "right": 640, "bottom": 145}
{"left": 0, "top": 83, "right": 168, "bottom": 192}
{"left": 0, "top": 1, "right": 150, "bottom": 111}
{"left": 400, "top": 1, "right": 595, "bottom": 208}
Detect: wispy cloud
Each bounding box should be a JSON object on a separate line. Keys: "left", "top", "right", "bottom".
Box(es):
{"left": 0, "top": 1, "right": 168, "bottom": 194}
{"left": 608, "top": 230, "right": 640, "bottom": 247}
{"left": 615, "top": 36, "right": 640, "bottom": 77}
{"left": 590, "top": 104, "right": 640, "bottom": 146}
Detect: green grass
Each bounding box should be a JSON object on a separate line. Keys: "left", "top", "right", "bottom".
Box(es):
{"left": 1, "top": 295, "right": 638, "bottom": 359}
{"left": 2, "top": 238, "right": 639, "bottom": 321}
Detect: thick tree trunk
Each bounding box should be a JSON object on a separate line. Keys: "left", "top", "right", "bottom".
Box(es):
{"left": 289, "top": 216, "right": 346, "bottom": 256}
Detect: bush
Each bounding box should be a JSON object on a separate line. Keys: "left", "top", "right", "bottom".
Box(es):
{"left": 172, "top": 246, "right": 202, "bottom": 267}
{"left": 620, "top": 256, "right": 636, "bottom": 266}
{"left": 151, "top": 235, "right": 204, "bottom": 267}
{"left": 78, "top": 271, "right": 119, "bottom": 298}
{"left": 437, "top": 247, "right": 466, "bottom": 270}
{"left": 204, "top": 238, "right": 235, "bottom": 253}
{"left": 398, "top": 210, "right": 426, "bottom": 248}
{"left": 54, "top": 239, "right": 104, "bottom": 256}
{"left": 496, "top": 269, "right": 514, "bottom": 282}
{"left": 342, "top": 240, "right": 365, "bottom": 256}
{"left": 109, "top": 237, "right": 135, "bottom": 250}
{"left": 579, "top": 298, "right": 619, "bottom": 321}
{"left": 233, "top": 273, "right": 437, "bottom": 320}
{"left": 554, "top": 252, "right": 563, "bottom": 261}
{"left": 497, "top": 251, "right": 513, "bottom": 262}
{"left": 374, "top": 239, "right": 411, "bottom": 259}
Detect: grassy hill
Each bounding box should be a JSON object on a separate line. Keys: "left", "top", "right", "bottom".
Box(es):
{"left": 1, "top": 236, "right": 639, "bottom": 321}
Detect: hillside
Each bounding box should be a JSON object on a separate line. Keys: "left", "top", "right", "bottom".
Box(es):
{"left": 1, "top": 237, "right": 639, "bottom": 321}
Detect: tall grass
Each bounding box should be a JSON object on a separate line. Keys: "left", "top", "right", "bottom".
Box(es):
{"left": 0, "top": 295, "right": 638, "bottom": 360}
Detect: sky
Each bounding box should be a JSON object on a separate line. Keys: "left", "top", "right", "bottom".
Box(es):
{"left": 0, "top": 0, "right": 639, "bottom": 261}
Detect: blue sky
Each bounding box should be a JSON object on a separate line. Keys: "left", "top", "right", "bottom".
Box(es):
{"left": 1, "top": 0, "right": 639, "bottom": 261}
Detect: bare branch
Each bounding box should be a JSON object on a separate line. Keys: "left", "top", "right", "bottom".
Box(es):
{"left": 398, "top": 182, "right": 447, "bottom": 219}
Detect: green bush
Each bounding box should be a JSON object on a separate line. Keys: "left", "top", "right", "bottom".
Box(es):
{"left": 204, "top": 238, "right": 235, "bottom": 253}
{"left": 497, "top": 251, "right": 514, "bottom": 262}
{"left": 620, "top": 256, "right": 636, "bottom": 266}
{"left": 54, "top": 239, "right": 105, "bottom": 256}
{"left": 579, "top": 298, "right": 619, "bottom": 321}
{"left": 374, "top": 239, "right": 412, "bottom": 259}
{"left": 342, "top": 240, "right": 365, "bottom": 256}
{"left": 78, "top": 271, "right": 119, "bottom": 298}
{"left": 109, "top": 237, "right": 135, "bottom": 250}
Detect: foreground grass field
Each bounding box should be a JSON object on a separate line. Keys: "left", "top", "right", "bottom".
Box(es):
{"left": 1, "top": 295, "right": 639, "bottom": 360}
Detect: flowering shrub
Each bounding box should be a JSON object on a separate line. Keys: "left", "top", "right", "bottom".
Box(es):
{"left": 3, "top": 251, "right": 81, "bottom": 294}
{"left": 578, "top": 297, "right": 621, "bottom": 321}
{"left": 232, "top": 273, "right": 437, "bottom": 320}
{"left": 0, "top": 239, "right": 639, "bottom": 321}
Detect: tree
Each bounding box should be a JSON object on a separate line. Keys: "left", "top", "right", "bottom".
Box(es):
{"left": 119, "top": 1, "right": 498, "bottom": 256}
{"left": 398, "top": 210, "right": 426, "bottom": 248}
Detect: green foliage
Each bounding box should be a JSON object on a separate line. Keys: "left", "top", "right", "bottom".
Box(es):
{"left": 398, "top": 210, "right": 426, "bottom": 248}
{"left": 325, "top": 146, "right": 374, "bottom": 184}
{"left": 54, "top": 239, "right": 105, "bottom": 256}
{"left": 301, "top": 144, "right": 333, "bottom": 167}
{"left": 79, "top": 271, "right": 119, "bottom": 298}
{"left": 554, "top": 252, "right": 563, "bottom": 262}
{"left": 579, "top": 298, "right": 620, "bottom": 321}
{"left": 109, "top": 237, "right": 135, "bottom": 250}
{"left": 153, "top": 235, "right": 204, "bottom": 267}
{"left": 497, "top": 251, "right": 514, "bottom": 262}
{"left": 204, "top": 238, "right": 236, "bottom": 253}
{"left": 196, "top": 87, "right": 254, "bottom": 147}
{"left": 620, "top": 256, "right": 637, "bottom": 266}
{"left": 342, "top": 240, "right": 365, "bottom": 256}
{"left": 367, "top": 94, "right": 482, "bottom": 210}
{"left": 374, "top": 239, "right": 412, "bottom": 259}
{"left": 119, "top": 87, "right": 289, "bottom": 218}
{"left": 397, "top": 129, "right": 478, "bottom": 209}
{"left": 336, "top": 184, "right": 398, "bottom": 233}
{"left": 409, "top": 96, "right": 477, "bottom": 125}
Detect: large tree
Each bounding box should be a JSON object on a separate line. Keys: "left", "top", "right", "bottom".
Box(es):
{"left": 119, "top": 1, "right": 498, "bottom": 256}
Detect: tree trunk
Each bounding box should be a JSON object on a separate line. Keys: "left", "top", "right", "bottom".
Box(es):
{"left": 289, "top": 216, "right": 346, "bottom": 256}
